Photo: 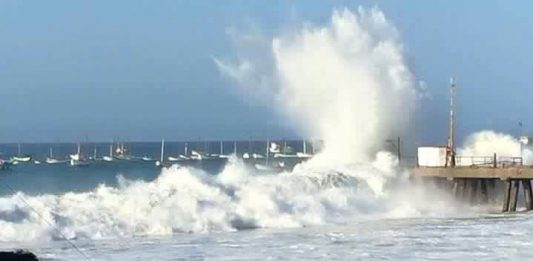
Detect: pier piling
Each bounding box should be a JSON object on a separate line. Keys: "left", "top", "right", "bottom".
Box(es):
{"left": 523, "top": 180, "right": 533, "bottom": 211}
{"left": 469, "top": 179, "right": 479, "bottom": 204}
{"left": 480, "top": 179, "right": 489, "bottom": 204}
{"left": 503, "top": 179, "right": 512, "bottom": 212}
{"left": 509, "top": 180, "right": 520, "bottom": 212}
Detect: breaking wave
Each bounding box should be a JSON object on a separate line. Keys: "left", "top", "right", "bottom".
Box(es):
{"left": 0, "top": 156, "right": 460, "bottom": 242}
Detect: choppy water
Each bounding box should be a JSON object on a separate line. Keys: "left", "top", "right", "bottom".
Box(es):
{"left": 4, "top": 214, "right": 533, "bottom": 260}
{"left": 0, "top": 144, "right": 526, "bottom": 261}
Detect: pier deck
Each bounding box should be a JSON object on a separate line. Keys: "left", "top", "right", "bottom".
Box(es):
{"left": 410, "top": 165, "right": 533, "bottom": 212}
{"left": 410, "top": 166, "right": 533, "bottom": 179}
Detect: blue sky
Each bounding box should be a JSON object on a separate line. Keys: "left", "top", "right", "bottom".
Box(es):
{"left": 0, "top": 0, "right": 531, "bottom": 145}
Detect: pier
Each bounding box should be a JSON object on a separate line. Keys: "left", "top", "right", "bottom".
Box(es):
{"left": 411, "top": 155, "right": 533, "bottom": 212}
{"left": 409, "top": 78, "right": 533, "bottom": 212}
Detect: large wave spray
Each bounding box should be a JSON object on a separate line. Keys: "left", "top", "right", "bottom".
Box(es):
{"left": 458, "top": 130, "right": 533, "bottom": 165}
{"left": 217, "top": 7, "right": 417, "bottom": 164}
{"left": 0, "top": 8, "right": 462, "bottom": 243}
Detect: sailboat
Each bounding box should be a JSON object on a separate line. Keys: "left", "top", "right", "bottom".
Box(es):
{"left": 90, "top": 145, "right": 98, "bottom": 161}
{"left": 70, "top": 143, "right": 89, "bottom": 167}
{"left": 254, "top": 139, "right": 278, "bottom": 171}
{"left": 273, "top": 141, "right": 299, "bottom": 158}
{"left": 46, "top": 147, "right": 66, "bottom": 164}
{"left": 218, "top": 141, "right": 230, "bottom": 158}
{"left": 102, "top": 144, "right": 114, "bottom": 162}
{"left": 11, "top": 143, "right": 32, "bottom": 163}
{"left": 190, "top": 150, "right": 206, "bottom": 160}
{"left": 114, "top": 142, "right": 131, "bottom": 160}
{"left": 168, "top": 142, "right": 190, "bottom": 161}
{"left": 296, "top": 140, "right": 313, "bottom": 158}
{"left": 155, "top": 139, "right": 165, "bottom": 167}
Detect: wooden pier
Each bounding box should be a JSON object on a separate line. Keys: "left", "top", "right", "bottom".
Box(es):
{"left": 411, "top": 163, "right": 533, "bottom": 212}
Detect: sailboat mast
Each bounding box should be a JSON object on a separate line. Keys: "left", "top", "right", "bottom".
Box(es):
{"left": 447, "top": 78, "right": 456, "bottom": 167}
{"left": 220, "top": 141, "right": 223, "bottom": 155}
{"left": 18, "top": 143, "right": 21, "bottom": 156}
{"left": 160, "top": 139, "right": 165, "bottom": 163}
{"left": 49, "top": 147, "right": 53, "bottom": 158}
{"left": 184, "top": 142, "right": 188, "bottom": 156}
{"left": 77, "top": 143, "right": 81, "bottom": 155}
{"left": 303, "top": 139, "right": 307, "bottom": 154}
{"left": 266, "top": 139, "right": 269, "bottom": 165}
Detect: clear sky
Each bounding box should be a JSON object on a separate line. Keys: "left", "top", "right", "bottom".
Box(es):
{"left": 0, "top": 0, "right": 532, "bottom": 144}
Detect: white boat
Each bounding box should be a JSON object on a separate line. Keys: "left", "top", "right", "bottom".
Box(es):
{"left": 46, "top": 147, "right": 66, "bottom": 164}
{"left": 296, "top": 152, "right": 313, "bottom": 158}
{"left": 11, "top": 143, "right": 32, "bottom": 163}
{"left": 273, "top": 153, "right": 299, "bottom": 158}
{"left": 46, "top": 158, "right": 64, "bottom": 164}
{"left": 252, "top": 153, "right": 264, "bottom": 159}
{"left": 11, "top": 156, "right": 32, "bottom": 163}
{"left": 11, "top": 144, "right": 31, "bottom": 163}
{"left": 167, "top": 156, "right": 182, "bottom": 162}
{"left": 70, "top": 143, "right": 89, "bottom": 167}
{"left": 33, "top": 160, "right": 41, "bottom": 165}
{"left": 190, "top": 150, "right": 204, "bottom": 160}
{"left": 70, "top": 159, "right": 89, "bottom": 167}
{"left": 141, "top": 156, "right": 154, "bottom": 161}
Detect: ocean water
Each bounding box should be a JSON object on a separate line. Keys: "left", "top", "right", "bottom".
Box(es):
{"left": 0, "top": 148, "right": 528, "bottom": 261}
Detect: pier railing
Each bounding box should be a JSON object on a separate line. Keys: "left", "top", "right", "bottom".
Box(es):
{"left": 454, "top": 155, "right": 523, "bottom": 168}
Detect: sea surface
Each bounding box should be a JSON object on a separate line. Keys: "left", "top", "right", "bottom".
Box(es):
{"left": 0, "top": 142, "right": 529, "bottom": 260}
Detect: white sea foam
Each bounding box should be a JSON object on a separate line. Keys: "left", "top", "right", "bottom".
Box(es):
{"left": 458, "top": 130, "right": 533, "bottom": 165}
{"left": 0, "top": 156, "right": 463, "bottom": 242}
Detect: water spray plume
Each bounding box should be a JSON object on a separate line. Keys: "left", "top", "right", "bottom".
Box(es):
{"left": 217, "top": 7, "right": 417, "bottom": 165}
